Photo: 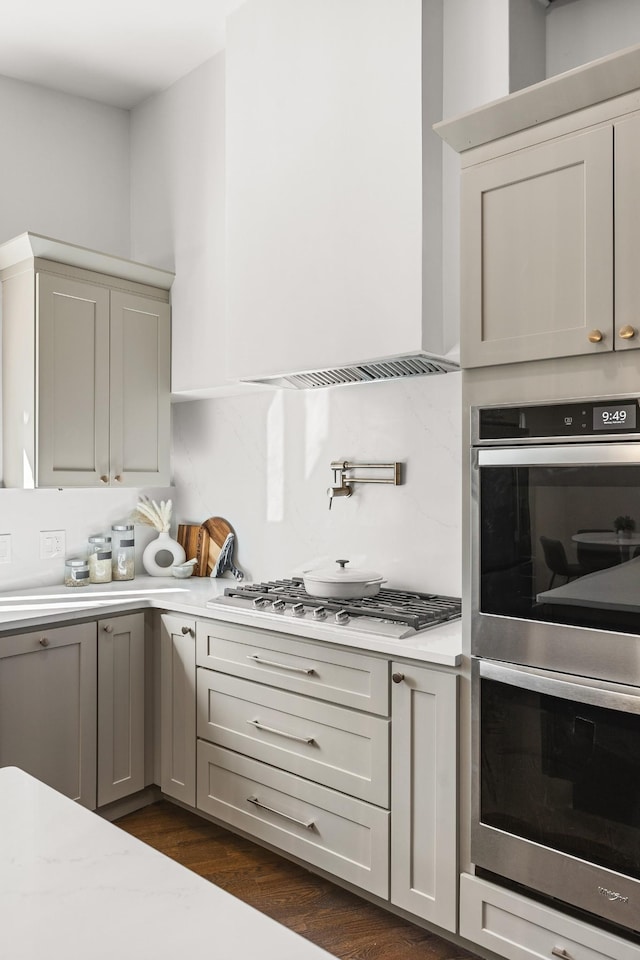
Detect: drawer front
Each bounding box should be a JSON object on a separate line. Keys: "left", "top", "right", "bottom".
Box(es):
{"left": 197, "top": 670, "right": 389, "bottom": 806}
{"left": 460, "top": 875, "right": 639, "bottom": 960}
{"left": 196, "top": 619, "right": 389, "bottom": 715}
{"left": 197, "top": 740, "right": 389, "bottom": 898}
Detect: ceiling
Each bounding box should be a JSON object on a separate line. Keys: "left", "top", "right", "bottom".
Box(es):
{"left": 1, "top": 0, "right": 246, "bottom": 109}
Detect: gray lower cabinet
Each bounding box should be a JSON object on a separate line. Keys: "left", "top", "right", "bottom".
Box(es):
{"left": 390, "top": 662, "right": 458, "bottom": 932}
{"left": 460, "top": 874, "right": 637, "bottom": 960}
{"left": 197, "top": 740, "right": 390, "bottom": 898}
{"left": 97, "top": 613, "right": 146, "bottom": 806}
{"left": 159, "top": 613, "right": 196, "bottom": 807}
{"left": 195, "top": 618, "right": 391, "bottom": 898}
{"left": 0, "top": 622, "right": 97, "bottom": 809}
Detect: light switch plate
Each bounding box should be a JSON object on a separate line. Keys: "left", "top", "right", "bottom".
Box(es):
{"left": 0, "top": 534, "right": 11, "bottom": 563}
{"left": 40, "top": 530, "right": 65, "bottom": 560}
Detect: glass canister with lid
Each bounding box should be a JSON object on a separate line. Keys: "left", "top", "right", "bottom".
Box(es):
{"left": 111, "top": 524, "right": 135, "bottom": 581}
{"left": 88, "top": 535, "right": 112, "bottom": 583}
{"left": 64, "top": 558, "right": 90, "bottom": 588}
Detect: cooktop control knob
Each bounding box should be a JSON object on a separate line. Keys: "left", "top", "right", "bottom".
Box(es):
{"left": 335, "top": 610, "right": 350, "bottom": 625}
{"left": 272, "top": 599, "right": 286, "bottom": 613}
{"left": 291, "top": 603, "right": 306, "bottom": 618}
{"left": 312, "top": 607, "right": 327, "bottom": 620}
{"left": 253, "top": 597, "right": 270, "bottom": 609}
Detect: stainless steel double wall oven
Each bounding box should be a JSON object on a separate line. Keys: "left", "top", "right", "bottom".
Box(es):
{"left": 471, "top": 396, "right": 640, "bottom": 939}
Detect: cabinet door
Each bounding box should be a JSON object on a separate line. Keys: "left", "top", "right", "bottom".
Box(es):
{"left": 160, "top": 614, "right": 196, "bottom": 806}
{"left": 614, "top": 112, "right": 640, "bottom": 354}
{"left": 110, "top": 291, "right": 170, "bottom": 486}
{"left": 0, "top": 622, "right": 97, "bottom": 808}
{"left": 37, "top": 273, "right": 111, "bottom": 486}
{"left": 461, "top": 126, "right": 613, "bottom": 368}
{"left": 391, "top": 663, "right": 458, "bottom": 932}
{"left": 97, "top": 613, "right": 145, "bottom": 806}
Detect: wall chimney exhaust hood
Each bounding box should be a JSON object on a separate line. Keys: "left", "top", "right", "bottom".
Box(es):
{"left": 226, "top": 0, "right": 457, "bottom": 389}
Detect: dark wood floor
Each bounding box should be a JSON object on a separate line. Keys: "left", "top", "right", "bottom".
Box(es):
{"left": 116, "top": 800, "right": 478, "bottom": 960}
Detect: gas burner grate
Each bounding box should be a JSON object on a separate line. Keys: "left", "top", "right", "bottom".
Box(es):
{"left": 224, "top": 578, "right": 461, "bottom": 631}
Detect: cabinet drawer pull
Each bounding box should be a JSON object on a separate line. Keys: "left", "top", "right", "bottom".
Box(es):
{"left": 619, "top": 324, "right": 637, "bottom": 340}
{"left": 39, "top": 637, "right": 49, "bottom": 647}
{"left": 587, "top": 329, "right": 603, "bottom": 343}
{"left": 551, "top": 948, "right": 573, "bottom": 960}
{"left": 100, "top": 475, "right": 109, "bottom": 484}
{"left": 247, "top": 654, "right": 315, "bottom": 676}
{"left": 247, "top": 718, "right": 315, "bottom": 745}
{"left": 246, "top": 795, "right": 315, "bottom": 830}
{"left": 103, "top": 624, "right": 114, "bottom": 633}
{"left": 181, "top": 625, "right": 194, "bottom": 637}
{"left": 392, "top": 672, "right": 405, "bottom": 684}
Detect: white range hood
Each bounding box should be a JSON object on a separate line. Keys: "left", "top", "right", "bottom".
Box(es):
{"left": 225, "top": 0, "right": 457, "bottom": 388}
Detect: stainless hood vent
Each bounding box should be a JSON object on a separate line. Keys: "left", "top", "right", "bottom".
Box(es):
{"left": 241, "top": 352, "right": 460, "bottom": 390}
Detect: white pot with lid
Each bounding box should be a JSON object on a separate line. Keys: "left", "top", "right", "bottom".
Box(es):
{"left": 302, "top": 559, "right": 385, "bottom": 599}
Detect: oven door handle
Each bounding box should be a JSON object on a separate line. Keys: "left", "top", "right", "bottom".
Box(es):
{"left": 476, "top": 442, "right": 640, "bottom": 468}
{"left": 478, "top": 659, "right": 640, "bottom": 715}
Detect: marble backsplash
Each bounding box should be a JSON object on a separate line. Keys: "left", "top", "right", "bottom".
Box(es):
{"left": 0, "top": 374, "right": 461, "bottom": 595}
{"left": 0, "top": 487, "right": 172, "bottom": 591}
{"left": 171, "top": 372, "right": 462, "bottom": 596}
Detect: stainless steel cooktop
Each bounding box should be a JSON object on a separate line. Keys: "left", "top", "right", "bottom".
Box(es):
{"left": 207, "top": 578, "right": 461, "bottom": 640}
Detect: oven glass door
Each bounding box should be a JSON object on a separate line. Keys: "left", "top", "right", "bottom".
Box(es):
{"left": 476, "top": 660, "right": 640, "bottom": 883}
{"left": 476, "top": 444, "right": 640, "bottom": 633}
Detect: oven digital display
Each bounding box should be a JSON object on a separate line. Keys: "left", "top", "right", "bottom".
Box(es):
{"left": 592, "top": 403, "right": 637, "bottom": 431}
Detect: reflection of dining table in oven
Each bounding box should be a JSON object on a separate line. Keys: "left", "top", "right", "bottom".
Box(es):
{"left": 572, "top": 530, "right": 640, "bottom": 565}
{"left": 537, "top": 554, "right": 640, "bottom": 614}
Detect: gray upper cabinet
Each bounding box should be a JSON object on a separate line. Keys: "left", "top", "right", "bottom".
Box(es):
{"left": 436, "top": 47, "right": 640, "bottom": 370}
{"left": 460, "top": 125, "right": 614, "bottom": 368}
{"left": 1, "top": 234, "right": 173, "bottom": 487}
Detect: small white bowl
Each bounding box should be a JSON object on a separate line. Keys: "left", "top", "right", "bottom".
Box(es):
{"left": 172, "top": 563, "right": 194, "bottom": 579}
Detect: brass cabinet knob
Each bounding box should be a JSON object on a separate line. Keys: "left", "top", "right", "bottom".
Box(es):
{"left": 114, "top": 475, "right": 123, "bottom": 483}
{"left": 392, "top": 672, "right": 405, "bottom": 684}
{"left": 39, "top": 637, "right": 49, "bottom": 647}
{"left": 587, "top": 329, "right": 603, "bottom": 343}
{"left": 619, "top": 324, "right": 637, "bottom": 340}
{"left": 100, "top": 475, "right": 109, "bottom": 484}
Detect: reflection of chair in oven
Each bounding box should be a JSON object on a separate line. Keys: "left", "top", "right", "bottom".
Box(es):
{"left": 575, "top": 528, "right": 621, "bottom": 573}
{"left": 539, "top": 536, "right": 583, "bottom": 589}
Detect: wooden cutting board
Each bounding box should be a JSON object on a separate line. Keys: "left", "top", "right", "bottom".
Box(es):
{"left": 176, "top": 523, "right": 209, "bottom": 577}
{"left": 177, "top": 517, "right": 244, "bottom": 578}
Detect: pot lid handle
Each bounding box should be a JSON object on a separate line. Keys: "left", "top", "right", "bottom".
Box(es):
{"left": 336, "top": 559, "right": 349, "bottom": 568}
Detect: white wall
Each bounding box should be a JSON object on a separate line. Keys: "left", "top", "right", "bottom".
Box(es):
{"left": 0, "top": 75, "right": 130, "bottom": 255}
{"left": 0, "top": 75, "right": 173, "bottom": 590}
{"left": 546, "top": 0, "right": 640, "bottom": 78}
{"left": 0, "top": 487, "right": 169, "bottom": 591}
{"left": 441, "top": 0, "right": 514, "bottom": 370}
{"left": 171, "top": 374, "right": 462, "bottom": 594}
{"left": 131, "top": 56, "right": 227, "bottom": 395}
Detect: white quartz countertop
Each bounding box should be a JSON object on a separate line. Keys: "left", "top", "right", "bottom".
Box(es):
{"left": 0, "top": 577, "right": 462, "bottom": 665}
{"left": 0, "top": 766, "right": 336, "bottom": 960}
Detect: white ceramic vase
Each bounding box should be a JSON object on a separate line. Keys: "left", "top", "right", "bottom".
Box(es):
{"left": 142, "top": 530, "right": 186, "bottom": 577}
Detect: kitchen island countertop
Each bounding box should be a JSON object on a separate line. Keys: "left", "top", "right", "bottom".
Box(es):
{"left": 0, "top": 765, "right": 336, "bottom": 960}
{"left": 0, "top": 576, "right": 462, "bottom": 665}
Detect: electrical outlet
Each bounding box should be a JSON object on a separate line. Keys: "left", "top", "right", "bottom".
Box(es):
{"left": 40, "top": 530, "right": 65, "bottom": 560}
{"left": 0, "top": 534, "right": 11, "bottom": 564}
